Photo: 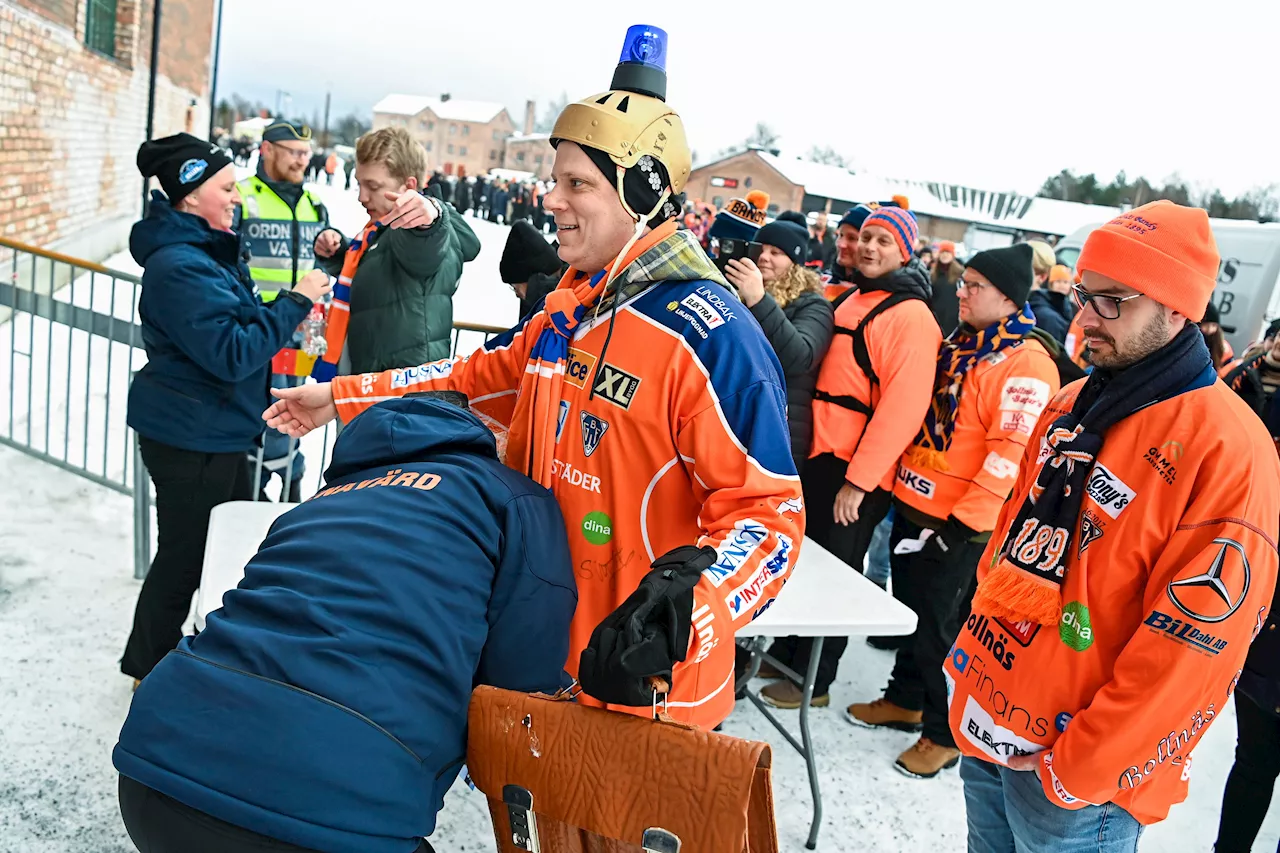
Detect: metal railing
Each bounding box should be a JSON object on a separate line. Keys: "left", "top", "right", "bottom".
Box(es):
{"left": 0, "top": 235, "right": 509, "bottom": 579}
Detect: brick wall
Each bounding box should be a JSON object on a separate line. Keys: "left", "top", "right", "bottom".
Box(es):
{"left": 0, "top": 0, "right": 214, "bottom": 261}
{"left": 685, "top": 151, "right": 804, "bottom": 215}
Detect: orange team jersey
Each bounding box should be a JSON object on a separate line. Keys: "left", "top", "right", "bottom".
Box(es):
{"left": 810, "top": 290, "right": 942, "bottom": 491}
{"left": 945, "top": 371, "right": 1280, "bottom": 824}
{"left": 823, "top": 281, "right": 852, "bottom": 302}
{"left": 330, "top": 267, "right": 803, "bottom": 729}
{"left": 894, "top": 337, "right": 1059, "bottom": 532}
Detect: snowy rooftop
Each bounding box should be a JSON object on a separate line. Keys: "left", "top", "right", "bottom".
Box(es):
{"left": 741, "top": 150, "right": 1120, "bottom": 236}
{"left": 373, "top": 93, "right": 509, "bottom": 124}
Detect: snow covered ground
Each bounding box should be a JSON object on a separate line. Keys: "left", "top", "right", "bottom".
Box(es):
{"left": 2, "top": 178, "right": 1279, "bottom": 851}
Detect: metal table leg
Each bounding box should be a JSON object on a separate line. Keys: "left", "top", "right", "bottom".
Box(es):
{"left": 735, "top": 638, "right": 827, "bottom": 849}
{"left": 800, "top": 637, "right": 824, "bottom": 850}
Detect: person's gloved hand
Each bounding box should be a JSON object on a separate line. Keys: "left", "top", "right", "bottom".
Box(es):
{"left": 578, "top": 545, "right": 717, "bottom": 706}
{"left": 923, "top": 516, "right": 979, "bottom": 560}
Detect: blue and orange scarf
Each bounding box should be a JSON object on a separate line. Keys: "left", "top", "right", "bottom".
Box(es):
{"left": 311, "top": 220, "right": 379, "bottom": 381}
{"left": 907, "top": 306, "right": 1037, "bottom": 471}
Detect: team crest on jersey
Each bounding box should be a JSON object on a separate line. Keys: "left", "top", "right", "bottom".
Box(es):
{"left": 593, "top": 363, "right": 641, "bottom": 410}
{"left": 1078, "top": 510, "right": 1104, "bottom": 556}
{"left": 580, "top": 411, "right": 609, "bottom": 457}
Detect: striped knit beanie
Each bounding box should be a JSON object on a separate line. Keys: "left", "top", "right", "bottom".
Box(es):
{"left": 861, "top": 206, "right": 919, "bottom": 264}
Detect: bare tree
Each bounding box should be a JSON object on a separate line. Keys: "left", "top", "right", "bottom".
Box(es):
{"left": 807, "top": 145, "right": 850, "bottom": 168}
{"left": 534, "top": 92, "right": 570, "bottom": 134}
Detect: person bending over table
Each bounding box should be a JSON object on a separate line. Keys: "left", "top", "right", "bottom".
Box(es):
{"left": 114, "top": 393, "right": 576, "bottom": 853}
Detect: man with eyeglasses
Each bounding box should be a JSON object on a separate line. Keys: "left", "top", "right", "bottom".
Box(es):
{"left": 237, "top": 120, "right": 331, "bottom": 500}
{"left": 943, "top": 201, "right": 1280, "bottom": 852}
{"left": 238, "top": 121, "right": 330, "bottom": 303}
{"left": 846, "top": 243, "right": 1060, "bottom": 779}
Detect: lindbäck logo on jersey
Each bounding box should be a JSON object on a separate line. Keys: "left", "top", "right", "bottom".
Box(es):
{"left": 580, "top": 411, "right": 608, "bottom": 457}
{"left": 593, "top": 363, "right": 641, "bottom": 410}
{"left": 581, "top": 511, "right": 613, "bottom": 546}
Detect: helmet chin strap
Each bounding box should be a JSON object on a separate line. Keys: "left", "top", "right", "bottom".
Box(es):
{"left": 604, "top": 164, "right": 670, "bottom": 289}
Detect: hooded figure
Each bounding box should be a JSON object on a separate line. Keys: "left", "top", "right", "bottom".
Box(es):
{"left": 115, "top": 395, "right": 576, "bottom": 853}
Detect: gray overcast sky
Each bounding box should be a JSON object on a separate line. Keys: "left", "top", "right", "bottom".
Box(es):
{"left": 219, "top": 0, "right": 1279, "bottom": 197}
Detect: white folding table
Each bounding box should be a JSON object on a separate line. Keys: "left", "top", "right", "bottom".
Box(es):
{"left": 196, "top": 506, "right": 917, "bottom": 849}
{"left": 194, "top": 500, "right": 298, "bottom": 632}
{"left": 737, "top": 538, "right": 918, "bottom": 850}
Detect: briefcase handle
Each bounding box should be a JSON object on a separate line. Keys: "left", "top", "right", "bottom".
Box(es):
{"left": 548, "top": 677, "right": 688, "bottom": 727}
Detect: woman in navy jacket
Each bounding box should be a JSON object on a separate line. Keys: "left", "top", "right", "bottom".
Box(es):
{"left": 121, "top": 134, "right": 330, "bottom": 682}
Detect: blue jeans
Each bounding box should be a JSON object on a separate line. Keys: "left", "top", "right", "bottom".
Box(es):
{"left": 864, "top": 508, "right": 893, "bottom": 588}
{"left": 960, "top": 757, "right": 1142, "bottom": 853}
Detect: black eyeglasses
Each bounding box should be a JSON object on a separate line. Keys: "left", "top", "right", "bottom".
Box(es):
{"left": 1071, "top": 284, "right": 1142, "bottom": 320}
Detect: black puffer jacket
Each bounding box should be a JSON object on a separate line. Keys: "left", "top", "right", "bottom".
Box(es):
{"left": 749, "top": 290, "right": 835, "bottom": 471}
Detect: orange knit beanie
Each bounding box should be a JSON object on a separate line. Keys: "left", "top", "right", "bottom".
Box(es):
{"left": 1075, "top": 200, "right": 1219, "bottom": 322}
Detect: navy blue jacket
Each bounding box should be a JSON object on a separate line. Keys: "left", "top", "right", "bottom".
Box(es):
{"left": 1028, "top": 289, "right": 1070, "bottom": 344}
{"left": 113, "top": 398, "right": 577, "bottom": 853}
{"left": 127, "top": 192, "right": 311, "bottom": 452}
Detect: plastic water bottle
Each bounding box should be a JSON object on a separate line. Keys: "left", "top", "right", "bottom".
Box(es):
{"left": 301, "top": 304, "right": 328, "bottom": 357}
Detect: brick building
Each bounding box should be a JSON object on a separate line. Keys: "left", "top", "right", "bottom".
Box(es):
{"left": 1, "top": 0, "right": 216, "bottom": 260}
{"left": 502, "top": 132, "right": 553, "bottom": 180}
{"left": 372, "top": 93, "right": 519, "bottom": 179}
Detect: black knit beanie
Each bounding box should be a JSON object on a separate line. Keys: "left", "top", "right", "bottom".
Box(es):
{"left": 755, "top": 221, "right": 809, "bottom": 265}
{"left": 965, "top": 243, "right": 1035, "bottom": 307}
{"left": 578, "top": 144, "right": 682, "bottom": 228}
{"left": 137, "top": 133, "right": 233, "bottom": 205}
{"left": 775, "top": 210, "right": 808, "bottom": 229}
{"left": 500, "top": 220, "right": 563, "bottom": 284}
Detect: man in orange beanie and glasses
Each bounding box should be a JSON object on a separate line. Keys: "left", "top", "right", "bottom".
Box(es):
{"left": 945, "top": 200, "right": 1280, "bottom": 852}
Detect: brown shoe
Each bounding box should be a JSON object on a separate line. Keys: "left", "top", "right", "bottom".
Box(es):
{"left": 844, "top": 697, "right": 923, "bottom": 732}
{"left": 759, "top": 679, "right": 829, "bottom": 709}
{"left": 894, "top": 737, "right": 961, "bottom": 779}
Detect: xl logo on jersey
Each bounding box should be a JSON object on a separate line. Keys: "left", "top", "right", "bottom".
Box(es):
{"left": 565, "top": 348, "right": 597, "bottom": 390}
{"left": 705, "top": 520, "right": 769, "bottom": 587}
{"left": 1086, "top": 464, "right": 1135, "bottom": 519}
{"left": 593, "top": 364, "right": 641, "bottom": 410}
{"left": 897, "top": 467, "right": 936, "bottom": 498}
{"left": 580, "top": 411, "right": 608, "bottom": 457}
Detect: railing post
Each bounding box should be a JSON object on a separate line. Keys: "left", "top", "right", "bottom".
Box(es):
{"left": 133, "top": 431, "right": 150, "bottom": 580}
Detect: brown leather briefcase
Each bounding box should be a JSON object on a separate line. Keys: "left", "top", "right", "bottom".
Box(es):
{"left": 466, "top": 682, "right": 778, "bottom": 853}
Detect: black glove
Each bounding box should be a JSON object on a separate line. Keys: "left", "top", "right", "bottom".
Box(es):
{"left": 577, "top": 545, "right": 717, "bottom": 706}
{"left": 924, "top": 516, "right": 980, "bottom": 560}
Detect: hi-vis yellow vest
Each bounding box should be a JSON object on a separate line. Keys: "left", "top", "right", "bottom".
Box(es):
{"left": 237, "top": 178, "right": 325, "bottom": 302}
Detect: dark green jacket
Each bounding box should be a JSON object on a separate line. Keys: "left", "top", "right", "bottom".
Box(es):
{"left": 317, "top": 201, "right": 480, "bottom": 373}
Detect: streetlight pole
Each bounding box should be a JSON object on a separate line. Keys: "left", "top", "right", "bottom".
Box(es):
{"left": 207, "top": 0, "right": 224, "bottom": 140}
{"left": 141, "top": 0, "right": 163, "bottom": 215}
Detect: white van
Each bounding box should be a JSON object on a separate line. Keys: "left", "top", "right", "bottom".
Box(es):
{"left": 1056, "top": 219, "right": 1280, "bottom": 354}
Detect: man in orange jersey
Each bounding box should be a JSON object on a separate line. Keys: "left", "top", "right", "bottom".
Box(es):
{"left": 262, "top": 27, "right": 802, "bottom": 729}
{"left": 945, "top": 201, "right": 1280, "bottom": 851}
{"left": 759, "top": 205, "right": 941, "bottom": 709}
{"left": 845, "top": 243, "right": 1060, "bottom": 779}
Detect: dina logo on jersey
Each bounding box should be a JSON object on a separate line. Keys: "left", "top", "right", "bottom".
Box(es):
{"left": 593, "top": 363, "right": 641, "bottom": 410}
{"left": 580, "top": 411, "right": 609, "bottom": 457}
